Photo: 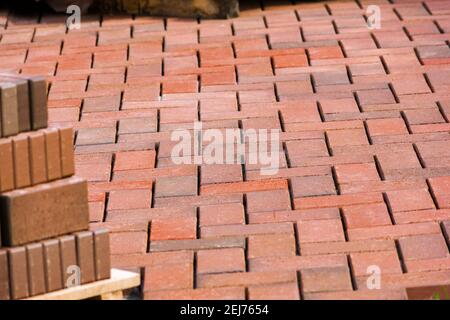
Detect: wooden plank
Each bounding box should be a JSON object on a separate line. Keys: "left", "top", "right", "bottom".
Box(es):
{"left": 25, "top": 269, "right": 140, "bottom": 300}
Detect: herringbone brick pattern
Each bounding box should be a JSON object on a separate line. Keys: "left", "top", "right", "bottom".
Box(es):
{"left": 1, "top": 0, "right": 450, "bottom": 299}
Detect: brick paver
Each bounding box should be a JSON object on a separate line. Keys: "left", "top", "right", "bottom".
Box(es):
{"left": 2, "top": 0, "right": 450, "bottom": 299}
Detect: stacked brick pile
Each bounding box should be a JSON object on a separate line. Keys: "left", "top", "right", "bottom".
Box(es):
{"left": 0, "top": 74, "right": 111, "bottom": 300}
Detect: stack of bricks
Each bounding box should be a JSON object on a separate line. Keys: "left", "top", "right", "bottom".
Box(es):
{"left": 0, "top": 74, "right": 111, "bottom": 300}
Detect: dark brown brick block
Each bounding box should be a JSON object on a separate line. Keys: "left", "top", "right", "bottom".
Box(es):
{"left": 0, "top": 74, "right": 47, "bottom": 131}
{"left": 27, "top": 76, "right": 48, "bottom": 130}
{"left": 0, "top": 77, "right": 30, "bottom": 132}
{"left": 0, "top": 82, "right": 19, "bottom": 137}
{"left": 0, "top": 176, "right": 89, "bottom": 246}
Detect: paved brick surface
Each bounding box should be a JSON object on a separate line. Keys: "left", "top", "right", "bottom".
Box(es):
{"left": 2, "top": 0, "right": 450, "bottom": 299}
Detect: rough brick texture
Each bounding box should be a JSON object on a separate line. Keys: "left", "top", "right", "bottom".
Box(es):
{"left": 6, "top": 0, "right": 450, "bottom": 300}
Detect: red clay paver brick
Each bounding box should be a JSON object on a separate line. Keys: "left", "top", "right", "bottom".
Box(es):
{"left": 398, "top": 234, "right": 449, "bottom": 261}
{"left": 197, "top": 248, "right": 246, "bottom": 275}
{"left": 301, "top": 266, "right": 353, "bottom": 293}
{"left": 199, "top": 203, "right": 245, "bottom": 227}
{"left": 297, "top": 219, "right": 345, "bottom": 244}
{"left": 11, "top": 0, "right": 449, "bottom": 300}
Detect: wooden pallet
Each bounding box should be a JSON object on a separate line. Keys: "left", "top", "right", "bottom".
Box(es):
{"left": 25, "top": 269, "right": 140, "bottom": 300}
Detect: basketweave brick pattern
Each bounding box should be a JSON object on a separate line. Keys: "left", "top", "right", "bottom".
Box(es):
{"left": 2, "top": 0, "right": 450, "bottom": 300}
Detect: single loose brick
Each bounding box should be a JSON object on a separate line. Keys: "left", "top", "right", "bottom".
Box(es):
{"left": 398, "top": 234, "right": 449, "bottom": 261}
{"left": 155, "top": 175, "right": 197, "bottom": 198}
{"left": 335, "top": 163, "right": 380, "bottom": 183}
{"left": 301, "top": 266, "right": 353, "bottom": 293}
{"left": 246, "top": 189, "right": 291, "bottom": 213}
{"left": 350, "top": 251, "right": 402, "bottom": 277}
{"left": 144, "top": 263, "right": 193, "bottom": 292}
{"left": 150, "top": 216, "right": 197, "bottom": 241}
{"left": 342, "top": 203, "right": 392, "bottom": 229}
{"left": 386, "top": 189, "right": 435, "bottom": 212}
{"left": 248, "top": 282, "right": 300, "bottom": 300}
{"left": 201, "top": 222, "right": 293, "bottom": 238}
{"left": 249, "top": 254, "right": 348, "bottom": 272}
{"left": 150, "top": 237, "right": 245, "bottom": 252}
{"left": 108, "top": 189, "right": 152, "bottom": 211}
{"left": 199, "top": 203, "right": 245, "bottom": 226}
{"left": 291, "top": 175, "right": 336, "bottom": 198}
{"left": 248, "top": 233, "right": 296, "bottom": 258}
{"left": 198, "top": 271, "right": 297, "bottom": 288}
{"left": 297, "top": 219, "right": 345, "bottom": 243}
{"left": 197, "top": 248, "right": 245, "bottom": 274}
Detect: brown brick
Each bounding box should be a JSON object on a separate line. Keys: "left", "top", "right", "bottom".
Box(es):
{"left": 43, "top": 239, "right": 63, "bottom": 292}
{"left": 44, "top": 128, "right": 62, "bottom": 181}
{"left": 93, "top": 229, "right": 111, "bottom": 280}
{"left": 398, "top": 234, "right": 449, "bottom": 261}
{"left": 59, "top": 235, "right": 77, "bottom": 288}
{"left": 248, "top": 233, "right": 296, "bottom": 258}
{"left": 248, "top": 282, "right": 300, "bottom": 300}
{"left": 199, "top": 203, "right": 245, "bottom": 227}
{"left": 12, "top": 135, "right": 31, "bottom": 188}
{"left": 0, "top": 77, "right": 30, "bottom": 132}
{"left": 0, "top": 177, "right": 89, "bottom": 246}
{"left": 197, "top": 248, "right": 245, "bottom": 274}
{"left": 198, "top": 271, "right": 297, "bottom": 288}
{"left": 0, "top": 82, "right": 19, "bottom": 137}
{"left": 301, "top": 266, "right": 353, "bottom": 293}
{"left": 150, "top": 237, "right": 245, "bottom": 252}
{"left": 26, "top": 243, "right": 46, "bottom": 296}
{"left": 8, "top": 247, "right": 29, "bottom": 299}
{"left": 28, "top": 132, "right": 47, "bottom": 185}
{"left": 75, "top": 231, "right": 96, "bottom": 284}
{"left": 59, "top": 127, "right": 75, "bottom": 177}
{"left": 0, "top": 250, "right": 10, "bottom": 300}
{"left": 0, "top": 138, "right": 14, "bottom": 192}
{"left": 28, "top": 76, "right": 48, "bottom": 130}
